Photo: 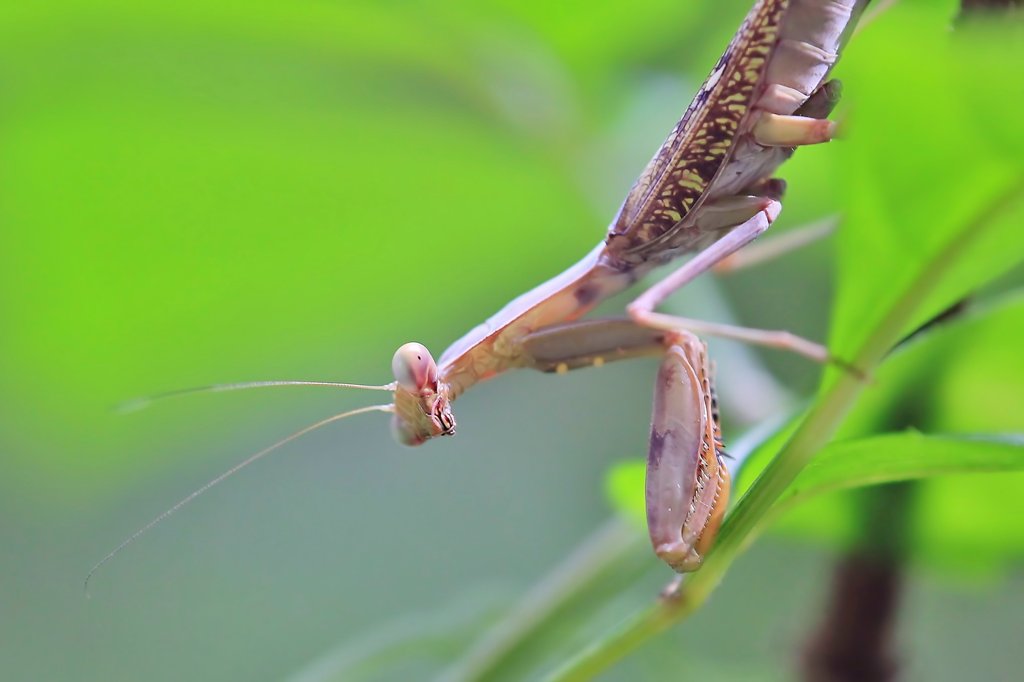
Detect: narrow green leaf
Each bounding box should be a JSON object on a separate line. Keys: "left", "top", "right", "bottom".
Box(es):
{"left": 773, "top": 432, "right": 1024, "bottom": 571}
{"left": 778, "top": 432, "right": 1024, "bottom": 513}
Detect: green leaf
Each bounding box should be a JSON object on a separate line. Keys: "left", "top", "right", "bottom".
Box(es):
{"left": 0, "top": 1, "right": 597, "bottom": 494}
{"left": 830, "top": 7, "right": 1024, "bottom": 364}
{"left": 605, "top": 459, "right": 646, "bottom": 527}
{"left": 778, "top": 432, "right": 1024, "bottom": 512}
{"left": 774, "top": 433, "right": 1024, "bottom": 573}
{"left": 839, "top": 293, "right": 1024, "bottom": 437}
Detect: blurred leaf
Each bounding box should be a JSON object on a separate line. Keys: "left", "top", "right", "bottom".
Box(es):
{"left": 0, "top": 1, "right": 598, "bottom": 495}
{"left": 776, "top": 432, "right": 1024, "bottom": 513}
{"left": 830, "top": 7, "right": 1024, "bottom": 364}
{"left": 839, "top": 293, "right": 1024, "bottom": 437}
{"left": 286, "top": 589, "right": 506, "bottom": 682}
{"left": 606, "top": 459, "right": 647, "bottom": 528}
{"left": 913, "top": 469, "right": 1024, "bottom": 573}
{"left": 772, "top": 434, "right": 1024, "bottom": 574}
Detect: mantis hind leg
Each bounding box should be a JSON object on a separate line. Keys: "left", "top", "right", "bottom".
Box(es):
{"left": 712, "top": 214, "right": 836, "bottom": 275}
{"left": 625, "top": 201, "right": 854, "bottom": 369}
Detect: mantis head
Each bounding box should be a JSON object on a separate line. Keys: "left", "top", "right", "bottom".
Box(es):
{"left": 390, "top": 342, "right": 456, "bottom": 446}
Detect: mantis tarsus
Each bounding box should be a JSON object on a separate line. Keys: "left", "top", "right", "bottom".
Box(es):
{"left": 87, "top": 0, "right": 870, "bottom": 592}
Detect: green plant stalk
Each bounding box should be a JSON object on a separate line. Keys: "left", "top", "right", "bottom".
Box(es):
{"left": 438, "top": 518, "right": 643, "bottom": 682}
{"left": 544, "top": 181, "right": 1024, "bottom": 682}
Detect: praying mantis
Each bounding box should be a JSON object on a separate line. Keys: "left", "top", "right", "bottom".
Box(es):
{"left": 87, "top": 0, "right": 870, "bottom": 590}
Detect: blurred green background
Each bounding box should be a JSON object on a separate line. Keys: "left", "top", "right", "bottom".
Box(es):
{"left": 2, "top": 1, "right": 1021, "bottom": 680}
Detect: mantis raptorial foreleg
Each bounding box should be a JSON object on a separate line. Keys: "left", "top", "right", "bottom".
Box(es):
{"left": 520, "top": 323, "right": 728, "bottom": 572}
{"left": 645, "top": 332, "right": 728, "bottom": 572}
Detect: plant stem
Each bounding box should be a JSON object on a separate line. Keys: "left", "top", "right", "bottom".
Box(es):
{"left": 438, "top": 518, "right": 642, "bottom": 682}
{"left": 799, "top": 483, "right": 913, "bottom": 682}
{"left": 799, "top": 551, "right": 903, "bottom": 682}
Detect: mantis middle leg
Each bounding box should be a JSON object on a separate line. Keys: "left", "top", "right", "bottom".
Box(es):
{"left": 626, "top": 201, "right": 845, "bottom": 366}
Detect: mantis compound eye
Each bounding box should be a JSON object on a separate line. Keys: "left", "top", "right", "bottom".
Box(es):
{"left": 392, "top": 342, "right": 438, "bottom": 392}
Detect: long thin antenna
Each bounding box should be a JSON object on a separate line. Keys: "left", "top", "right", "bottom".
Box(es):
{"left": 116, "top": 380, "right": 398, "bottom": 414}
{"left": 85, "top": 402, "right": 394, "bottom": 596}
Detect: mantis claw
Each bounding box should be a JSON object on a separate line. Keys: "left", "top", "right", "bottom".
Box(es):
{"left": 659, "top": 575, "right": 686, "bottom": 601}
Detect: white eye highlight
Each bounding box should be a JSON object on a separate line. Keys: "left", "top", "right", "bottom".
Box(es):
{"left": 392, "top": 342, "right": 438, "bottom": 392}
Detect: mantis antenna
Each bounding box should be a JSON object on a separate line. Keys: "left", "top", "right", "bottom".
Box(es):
{"left": 116, "top": 379, "right": 398, "bottom": 413}
{"left": 85, "top": 402, "right": 394, "bottom": 596}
